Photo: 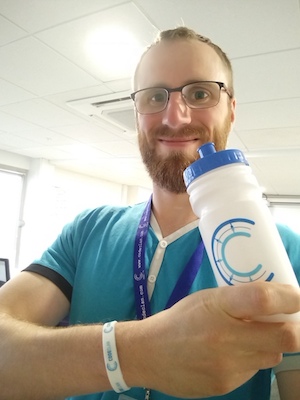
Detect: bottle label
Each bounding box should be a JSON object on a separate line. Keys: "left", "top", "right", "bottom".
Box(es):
{"left": 211, "top": 218, "right": 275, "bottom": 285}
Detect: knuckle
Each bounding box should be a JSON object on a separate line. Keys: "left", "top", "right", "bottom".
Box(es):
{"left": 252, "top": 283, "right": 274, "bottom": 313}
{"left": 273, "top": 352, "right": 283, "bottom": 366}
{"left": 265, "top": 352, "right": 283, "bottom": 368}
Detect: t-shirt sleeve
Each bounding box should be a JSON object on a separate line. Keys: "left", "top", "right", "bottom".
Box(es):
{"left": 22, "top": 208, "right": 96, "bottom": 301}
{"left": 277, "top": 223, "right": 300, "bottom": 284}
{"left": 274, "top": 224, "right": 300, "bottom": 373}
{"left": 23, "top": 264, "right": 73, "bottom": 302}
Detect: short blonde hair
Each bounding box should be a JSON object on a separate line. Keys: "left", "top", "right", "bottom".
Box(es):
{"left": 133, "top": 26, "right": 234, "bottom": 96}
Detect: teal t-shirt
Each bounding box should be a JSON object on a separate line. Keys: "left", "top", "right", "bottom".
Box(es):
{"left": 33, "top": 202, "right": 300, "bottom": 400}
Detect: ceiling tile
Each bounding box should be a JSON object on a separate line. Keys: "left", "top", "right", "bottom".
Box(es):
{"left": 93, "top": 140, "right": 140, "bottom": 157}
{"left": 233, "top": 49, "right": 300, "bottom": 104}
{"left": 35, "top": 2, "right": 158, "bottom": 81}
{"left": 105, "top": 78, "right": 132, "bottom": 92}
{"left": 53, "top": 122, "right": 122, "bottom": 143}
{"left": 0, "top": 110, "right": 40, "bottom": 132}
{"left": 235, "top": 98, "right": 300, "bottom": 131}
{"left": 0, "top": 0, "right": 128, "bottom": 32}
{"left": 250, "top": 153, "right": 300, "bottom": 195}
{"left": 227, "top": 130, "right": 248, "bottom": 151}
{"left": 0, "top": 132, "right": 42, "bottom": 149}
{"left": 248, "top": 161, "right": 277, "bottom": 194}
{"left": 235, "top": 127, "right": 300, "bottom": 151}
{"left": 44, "top": 84, "right": 111, "bottom": 109}
{"left": 14, "top": 146, "right": 73, "bottom": 160}
{"left": 0, "top": 14, "right": 27, "bottom": 45}
{"left": 53, "top": 144, "right": 112, "bottom": 160}
{"left": 0, "top": 98, "right": 86, "bottom": 127}
{"left": 0, "top": 37, "right": 99, "bottom": 96}
{"left": 11, "top": 127, "right": 76, "bottom": 146}
{"left": 0, "top": 79, "right": 36, "bottom": 106}
{"left": 136, "top": 0, "right": 300, "bottom": 57}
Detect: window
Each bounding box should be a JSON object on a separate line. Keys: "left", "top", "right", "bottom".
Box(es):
{"left": 0, "top": 169, "right": 25, "bottom": 272}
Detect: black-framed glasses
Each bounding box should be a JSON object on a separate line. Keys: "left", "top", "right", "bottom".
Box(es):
{"left": 130, "top": 81, "right": 232, "bottom": 115}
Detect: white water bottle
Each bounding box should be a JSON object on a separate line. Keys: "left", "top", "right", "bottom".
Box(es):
{"left": 184, "top": 142, "right": 300, "bottom": 322}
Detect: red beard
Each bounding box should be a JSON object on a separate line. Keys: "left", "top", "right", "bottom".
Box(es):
{"left": 138, "top": 119, "right": 231, "bottom": 193}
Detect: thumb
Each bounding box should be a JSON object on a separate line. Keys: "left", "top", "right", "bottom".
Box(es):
{"left": 219, "top": 282, "right": 300, "bottom": 320}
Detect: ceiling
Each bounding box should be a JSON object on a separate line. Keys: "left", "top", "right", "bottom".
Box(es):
{"left": 0, "top": 0, "right": 300, "bottom": 198}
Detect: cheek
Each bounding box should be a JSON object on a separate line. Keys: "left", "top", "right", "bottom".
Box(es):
{"left": 199, "top": 107, "right": 230, "bottom": 131}
{"left": 137, "top": 114, "right": 157, "bottom": 133}
{"left": 195, "top": 108, "right": 220, "bottom": 128}
{"left": 136, "top": 115, "right": 154, "bottom": 151}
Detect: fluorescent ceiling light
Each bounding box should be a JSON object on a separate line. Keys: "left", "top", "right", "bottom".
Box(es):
{"left": 86, "top": 26, "right": 143, "bottom": 79}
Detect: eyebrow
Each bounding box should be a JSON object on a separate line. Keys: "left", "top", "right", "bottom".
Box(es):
{"left": 140, "top": 79, "right": 210, "bottom": 90}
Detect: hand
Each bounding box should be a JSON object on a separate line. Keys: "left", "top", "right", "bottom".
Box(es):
{"left": 118, "top": 282, "right": 300, "bottom": 398}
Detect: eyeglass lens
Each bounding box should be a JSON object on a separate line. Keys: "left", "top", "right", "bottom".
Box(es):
{"left": 133, "top": 81, "right": 222, "bottom": 114}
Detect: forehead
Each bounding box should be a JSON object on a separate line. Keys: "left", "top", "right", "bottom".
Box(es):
{"left": 135, "top": 39, "right": 227, "bottom": 90}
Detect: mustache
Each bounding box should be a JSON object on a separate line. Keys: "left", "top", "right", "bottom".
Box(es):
{"left": 148, "top": 125, "right": 210, "bottom": 140}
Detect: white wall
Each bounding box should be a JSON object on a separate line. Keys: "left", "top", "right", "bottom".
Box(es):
{"left": 0, "top": 150, "right": 151, "bottom": 273}
{"left": 19, "top": 159, "right": 151, "bottom": 270}
{"left": 0, "top": 149, "right": 30, "bottom": 171}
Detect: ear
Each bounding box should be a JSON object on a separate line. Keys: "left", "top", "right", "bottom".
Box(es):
{"left": 230, "top": 98, "right": 236, "bottom": 124}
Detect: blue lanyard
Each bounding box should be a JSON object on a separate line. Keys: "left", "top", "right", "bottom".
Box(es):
{"left": 133, "top": 196, "right": 205, "bottom": 320}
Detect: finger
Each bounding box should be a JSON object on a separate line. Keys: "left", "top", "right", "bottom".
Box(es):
{"left": 199, "top": 310, "right": 299, "bottom": 354}
{"left": 243, "top": 351, "right": 282, "bottom": 370}
{"left": 219, "top": 282, "right": 300, "bottom": 320}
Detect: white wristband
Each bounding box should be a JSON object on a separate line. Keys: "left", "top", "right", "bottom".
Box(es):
{"left": 102, "top": 321, "right": 131, "bottom": 393}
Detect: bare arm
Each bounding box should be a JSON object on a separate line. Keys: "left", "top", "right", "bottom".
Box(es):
{"left": 0, "top": 313, "right": 110, "bottom": 399}
{"left": 0, "top": 272, "right": 112, "bottom": 399}
{"left": 0, "top": 273, "right": 300, "bottom": 399}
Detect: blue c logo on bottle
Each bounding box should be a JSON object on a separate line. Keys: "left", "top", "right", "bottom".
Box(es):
{"left": 211, "top": 218, "right": 274, "bottom": 285}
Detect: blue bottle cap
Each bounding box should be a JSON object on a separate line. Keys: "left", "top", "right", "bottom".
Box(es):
{"left": 184, "top": 142, "right": 249, "bottom": 188}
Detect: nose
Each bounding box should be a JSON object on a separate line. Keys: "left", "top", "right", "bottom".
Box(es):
{"left": 161, "top": 92, "right": 192, "bottom": 129}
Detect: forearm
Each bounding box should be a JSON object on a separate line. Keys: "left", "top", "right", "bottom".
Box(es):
{"left": 0, "top": 313, "right": 112, "bottom": 399}
{"left": 1, "top": 283, "right": 300, "bottom": 399}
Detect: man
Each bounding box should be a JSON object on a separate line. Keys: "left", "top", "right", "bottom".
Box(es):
{"left": 0, "top": 27, "right": 299, "bottom": 400}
